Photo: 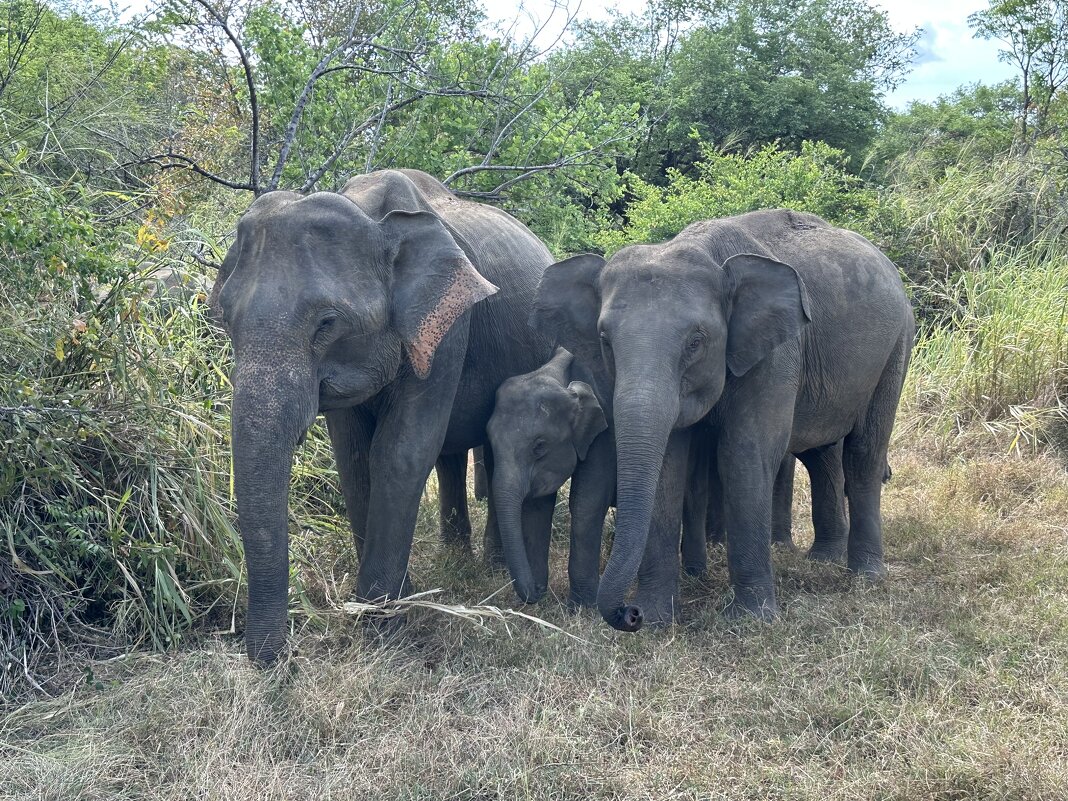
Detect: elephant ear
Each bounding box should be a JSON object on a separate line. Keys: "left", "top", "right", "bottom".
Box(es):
{"left": 566, "top": 380, "right": 608, "bottom": 460}
{"left": 381, "top": 210, "right": 499, "bottom": 379}
{"left": 206, "top": 242, "right": 238, "bottom": 330}
{"left": 541, "top": 346, "right": 575, "bottom": 384}
{"left": 531, "top": 254, "right": 605, "bottom": 360}
{"left": 723, "top": 253, "right": 812, "bottom": 377}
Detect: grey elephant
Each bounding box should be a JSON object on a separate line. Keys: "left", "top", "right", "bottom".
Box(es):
{"left": 485, "top": 346, "right": 740, "bottom": 607}
{"left": 211, "top": 169, "right": 553, "bottom": 662}
{"left": 486, "top": 347, "right": 611, "bottom": 606}
{"left": 532, "top": 209, "right": 914, "bottom": 630}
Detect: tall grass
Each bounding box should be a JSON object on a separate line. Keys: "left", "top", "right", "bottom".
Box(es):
{"left": 902, "top": 242, "right": 1068, "bottom": 447}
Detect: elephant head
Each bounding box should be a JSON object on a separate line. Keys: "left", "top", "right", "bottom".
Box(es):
{"left": 486, "top": 347, "right": 607, "bottom": 603}
{"left": 212, "top": 190, "right": 497, "bottom": 663}
{"left": 531, "top": 246, "right": 810, "bottom": 631}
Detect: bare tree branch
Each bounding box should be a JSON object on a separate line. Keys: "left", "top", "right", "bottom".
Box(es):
{"left": 189, "top": 0, "right": 260, "bottom": 193}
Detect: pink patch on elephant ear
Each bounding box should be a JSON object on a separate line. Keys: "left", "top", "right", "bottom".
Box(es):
{"left": 406, "top": 261, "right": 498, "bottom": 379}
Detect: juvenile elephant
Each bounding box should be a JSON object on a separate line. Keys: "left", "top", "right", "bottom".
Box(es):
{"left": 533, "top": 209, "right": 914, "bottom": 630}
{"left": 486, "top": 347, "right": 612, "bottom": 607}
{"left": 212, "top": 169, "right": 553, "bottom": 662}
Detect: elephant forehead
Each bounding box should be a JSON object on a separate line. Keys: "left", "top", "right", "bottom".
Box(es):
{"left": 494, "top": 378, "right": 572, "bottom": 420}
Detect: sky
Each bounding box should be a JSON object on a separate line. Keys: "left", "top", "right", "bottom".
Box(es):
{"left": 480, "top": 0, "right": 1017, "bottom": 109}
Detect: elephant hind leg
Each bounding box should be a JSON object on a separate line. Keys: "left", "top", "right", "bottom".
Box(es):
{"left": 436, "top": 451, "right": 472, "bottom": 549}
{"left": 771, "top": 453, "right": 796, "bottom": 550}
{"left": 844, "top": 335, "right": 910, "bottom": 579}
{"left": 798, "top": 441, "right": 847, "bottom": 563}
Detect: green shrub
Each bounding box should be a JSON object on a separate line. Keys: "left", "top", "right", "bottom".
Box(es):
{"left": 0, "top": 163, "right": 247, "bottom": 696}
{"left": 595, "top": 139, "right": 882, "bottom": 253}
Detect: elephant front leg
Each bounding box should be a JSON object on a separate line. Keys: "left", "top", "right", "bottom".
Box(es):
{"left": 632, "top": 428, "right": 690, "bottom": 626}
{"left": 355, "top": 385, "right": 458, "bottom": 604}
{"left": 681, "top": 433, "right": 711, "bottom": 576}
{"left": 718, "top": 436, "right": 782, "bottom": 622}
{"left": 522, "top": 491, "right": 557, "bottom": 600}
{"left": 567, "top": 434, "right": 614, "bottom": 607}
{"left": 436, "top": 452, "right": 472, "bottom": 550}
{"left": 325, "top": 407, "right": 375, "bottom": 560}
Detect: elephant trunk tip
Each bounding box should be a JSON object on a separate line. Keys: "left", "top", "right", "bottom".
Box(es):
{"left": 513, "top": 579, "right": 547, "bottom": 605}
{"left": 603, "top": 604, "right": 644, "bottom": 632}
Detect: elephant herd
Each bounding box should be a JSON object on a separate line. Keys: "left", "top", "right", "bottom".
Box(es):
{"left": 209, "top": 168, "right": 914, "bottom": 664}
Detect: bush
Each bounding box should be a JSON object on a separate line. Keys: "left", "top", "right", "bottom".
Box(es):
{"left": 0, "top": 163, "right": 251, "bottom": 697}
{"left": 595, "top": 139, "right": 882, "bottom": 253}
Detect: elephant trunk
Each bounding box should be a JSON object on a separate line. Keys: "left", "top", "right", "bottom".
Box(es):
{"left": 231, "top": 358, "right": 317, "bottom": 664}
{"left": 493, "top": 464, "right": 543, "bottom": 604}
{"left": 597, "top": 361, "right": 679, "bottom": 632}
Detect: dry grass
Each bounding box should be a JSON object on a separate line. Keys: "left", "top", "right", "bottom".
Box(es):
{"left": 2, "top": 437, "right": 1068, "bottom": 801}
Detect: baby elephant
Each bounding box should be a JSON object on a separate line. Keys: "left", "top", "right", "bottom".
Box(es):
{"left": 486, "top": 347, "right": 612, "bottom": 606}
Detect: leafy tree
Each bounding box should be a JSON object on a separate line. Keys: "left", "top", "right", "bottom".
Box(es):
{"left": 141, "top": 0, "right": 640, "bottom": 249}
{"left": 596, "top": 139, "right": 881, "bottom": 254}
{"left": 867, "top": 82, "right": 1018, "bottom": 178}
{"left": 663, "top": 0, "right": 918, "bottom": 170}
{"left": 970, "top": 0, "right": 1068, "bottom": 142}
{"left": 0, "top": 0, "right": 172, "bottom": 188}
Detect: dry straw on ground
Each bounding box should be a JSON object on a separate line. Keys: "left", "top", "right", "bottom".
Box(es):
{"left": 3, "top": 437, "right": 1067, "bottom": 801}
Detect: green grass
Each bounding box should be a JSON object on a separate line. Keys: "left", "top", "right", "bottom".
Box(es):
{"left": 901, "top": 242, "right": 1068, "bottom": 449}
{"left": 3, "top": 439, "right": 1067, "bottom": 800}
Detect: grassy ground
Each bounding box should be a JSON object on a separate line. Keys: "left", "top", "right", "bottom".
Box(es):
{"left": 2, "top": 436, "right": 1068, "bottom": 801}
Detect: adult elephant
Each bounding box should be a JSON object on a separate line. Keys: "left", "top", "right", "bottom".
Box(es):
{"left": 211, "top": 169, "right": 553, "bottom": 662}
{"left": 532, "top": 209, "right": 914, "bottom": 631}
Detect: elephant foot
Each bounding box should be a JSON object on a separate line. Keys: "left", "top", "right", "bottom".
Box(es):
{"left": 771, "top": 534, "right": 798, "bottom": 552}
{"left": 439, "top": 523, "right": 472, "bottom": 551}
{"left": 630, "top": 591, "right": 680, "bottom": 628}
{"left": 567, "top": 588, "right": 598, "bottom": 610}
{"left": 723, "top": 583, "right": 779, "bottom": 623}
{"left": 683, "top": 559, "right": 707, "bottom": 577}
{"left": 848, "top": 552, "right": 888, "bottom": 580}
{"left": 807, "top": 543, "right": 846, "bottom": 563}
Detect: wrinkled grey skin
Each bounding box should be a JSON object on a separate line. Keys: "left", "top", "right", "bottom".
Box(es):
{"left": 212, "top": 169, "right": 553, "bottom": 662}
{"left": 532, "top": 209, "right": 915, "bottom": 631}
{"left": 486, "top": 347, "right": 612, "bottom": 606}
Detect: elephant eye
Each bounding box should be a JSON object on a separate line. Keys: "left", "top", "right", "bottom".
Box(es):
{"left": 686, "top": 332, "right": 705, "bottom": 354}
{"left": 314, "top": 313, "right": 339, "bottom": 343}
{"left": 532, "top": 439, "right": 547, "bottom": 459}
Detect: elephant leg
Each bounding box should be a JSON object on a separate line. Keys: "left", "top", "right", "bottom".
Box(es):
{"left": 325, "top": 406, "right": 375, "bottom": 559}
{"left": 435, "top": 451, "right": 472, "bottom": 549}
{"left": 771, "top": 453, "right": 796, "bottom": 549}
{"left": 844, "top": 338, "right": 909, "bottom": 579}
{"left": 717, "top": 415, "right": 789, "bottom": 621}
{"left": 481, "top": 443, "right": 506, "bottom": 569}
{"left": 355, "top": 364, "right": 465, "bottom": 603}
{"left": 472, "top": 446, "right": 489, "bottom": 501}
{"left": 632, "top": 427, "right": 690, "bottom": 627}
{"left": 799, "top": 441, "right": 848, "bottom": 563}
{"left": 521, "top": 491, "right": 557, "bottom": 601}
{"left": 706, "top": 452, "right": 726, "bottom": 546}
{"left": 567, "top": 433, "right": 614, "bottom": 607}
{"left": 682, "top": 432, "right": 711, "bottom": 576}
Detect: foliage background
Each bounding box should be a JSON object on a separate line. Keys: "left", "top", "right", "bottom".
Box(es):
{"left": 1, "top": 0, "right": 1066, "bottom": 736}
